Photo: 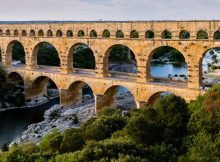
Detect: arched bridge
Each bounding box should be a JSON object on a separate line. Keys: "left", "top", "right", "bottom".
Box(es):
{"left": 1, "top": 20, "right": 219, "bottom": 111}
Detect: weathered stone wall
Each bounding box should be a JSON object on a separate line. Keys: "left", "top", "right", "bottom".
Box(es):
{"left": 0, "top": 21, "right": 217, "bottom": 110}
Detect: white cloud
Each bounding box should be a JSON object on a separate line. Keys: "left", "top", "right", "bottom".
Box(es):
{"left": 0, "top": 0, "right": 219, "bottom": 21}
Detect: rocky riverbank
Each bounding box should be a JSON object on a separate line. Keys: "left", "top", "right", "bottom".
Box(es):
{"left": 10, "top": 91, "right": 136, "bottom": 146}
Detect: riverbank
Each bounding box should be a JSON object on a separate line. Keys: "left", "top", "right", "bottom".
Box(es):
{"left": 10, "top": 92, "right": 136, "bottom": 146}
{"left": 0, "top": 95, "right": 59, "bottom": 112}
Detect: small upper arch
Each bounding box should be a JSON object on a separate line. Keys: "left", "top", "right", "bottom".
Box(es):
{"left": 102, "top": 30, "right": 110, "bottom": 38}
{"left": 14, "top": 30, "right": 19, "bottom": 36}
{"left": 66, "top": 30, "right": 73, "bottom": 37}
{"left": 78, "top": 30, "right": 85, "bottom": 37}
{"left": 90, "top": 30, "right": 97, "bottom": 38}
{"left": 38, "top": 30, "right": 44, "bottom": 37}
{"left": 130, "top": 30, "right": 139, "bottom": 38}
{"left": 6, "top": 30, "right": 11, "bottom": 36}
{"left": 116, "top": 30, "right": 124, "bottom": 38}
{"left": 162, "top": 30, "right": 172, "bottom": 39}
{"left": 56, "top": 30, "right": 62, "bottom": 37}
{"left": 22, "top": 30, "right": 27, "bottom": 36}
{"left": 0, "top": 29, "right": 3, "bottom": 36}
{"left": 47, "top": 30, "right": 53, "bottom": 37}
{"left": 214, "top": 30, "right": 220, "bottom": 40}
{"left": 30, "top": 30, "right": 35, "bottom": 37}
{"left": 145, "top": 30, "right": 155, "bottom": 39}
{"left": 197, "top": 30, "right": 208, "bottom": 39}
{"left": 179, "top": 30, "right": 190, "bottom": 39}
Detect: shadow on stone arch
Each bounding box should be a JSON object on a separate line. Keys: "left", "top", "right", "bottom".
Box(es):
{"left": 97, "top": 85, "right": 137, "bottom": 111}
{"left": 27, "top": 76, "right": 60, "bottom": 104}
{"left": 148, "top": 91, "right": 174, "bottom": 106}
{"left": 64, "top": 81, "right": 94, "bottom": 107}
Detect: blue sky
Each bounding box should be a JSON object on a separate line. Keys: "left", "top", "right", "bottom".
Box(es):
{"left": 0, "top": 0, "right": 220, "bottom": 21}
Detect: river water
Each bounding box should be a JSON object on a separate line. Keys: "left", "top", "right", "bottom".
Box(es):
{"left": 151, "top": 63, "right": 187, "bottom": 78}
{"left": 0, "top": 98, "right": 59, "bottom": 147}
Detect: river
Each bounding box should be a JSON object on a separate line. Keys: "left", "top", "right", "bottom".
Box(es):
{"left": 0, "top": 98, "right": 59, "bottom": 147}
{"left": 151, "top": 63, "right": 187, "bottom": 78}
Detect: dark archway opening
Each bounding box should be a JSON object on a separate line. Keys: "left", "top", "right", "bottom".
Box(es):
{"left": 34, "top": 42, "right": 60, "bottom": 67}
{"left": 150, "top": 46, "right": 188, "bottom": 82}
{"left": 1, "top": 72, "right": 25, "bottom": 108}
{"left": 69, "top": 44, "right": 95, "bottom": 70}
{"left": 179, "top": 30, "right": 190, "bottom": 39}
{"left": 145, "top": 30, "right": 155, "bottom": 39}
{"left": 106, "top": 44, "right": 137, "bottom": 76}
{"left": 197, "top": 30, "right": 208, "bottom": 39}
{"left": 30, "top": 76, "right": 60, "bottom": 104}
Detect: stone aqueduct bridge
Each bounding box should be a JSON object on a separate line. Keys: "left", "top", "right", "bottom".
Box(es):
{"left": 1, "top": 20, "right": 219, "bottom": 111}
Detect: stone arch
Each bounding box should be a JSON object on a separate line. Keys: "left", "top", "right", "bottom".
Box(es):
{"left": 96, "top": 85, "right": 137, "bottom": 111}
{"left": 0, "top": 29, "right": 3, "bottom": 36}
{"left": 14, "top": 30, "right": 19, "bottom": 36}
{"left": 63, "top": 80, "right": 94, "bottom": 106}
{"left": 148, "top": 91, "right": 181, "bottom": 105}
{"left": 162, "top": 30, "right": 172, "bottom": 39}
{"left": 197, "top": 30, "right": 208, "bottom": 39}
{"left": 22, "top": 30, "right": 27, "bottom": 36}
{"left": 198, "top": 46, "right": 220, "bottom": 88}
{"left": 27, "top": 75, "right": 60, "bottom": 100}
{"left": 102, "top": 30, "right": 110, "bottom": 38}
{"left": 67, "top": 43, "right": 96, "bottom": 71}
{"left": 130, "top": 30, "right": 139, "bottom": 38}
{"left": 145, "top": 30, "right": 155, "bottom": 39}
{"left": 6, "top": 40, "right": 26, "bottom": 66}
{"left": 38, "top": 30, "right": 44, "bottom": 37}
{"left": 31, "top": 41, "right": 60, "bottom": 68}
{"left": 147, "top": 45, "right": 188, "bottom": 81}
{"left": 78, "top": 30, "right": 85, "bottom": 37}
{"left": 56, "top": 30, "right": 62, "bottom": 37}
{"left": 7, "top": 71, "right": 24, "bottom": 84}
{"left": 214, "top": 30, "right": 220, "bottom": 40}
{"left": 30, "top": 30, "right": 35, "bottom": 37}
{"left": 103, "top": 44, "right": 137, "bottom": 76}
{"left": 90, "top": 30, "right": 97, "bottom": 38}
{"left": 116, "top": 30, "right": 124, "bottom": 38}
{"left": 47, "top": 30, "right": 53, "bottom": 37}
{"left": 66, "top": 30, "right": 73, "bottom": 37}
{"left": 179, "top": 30, "right": 190, "bottom": 39}
{"left": 6, "top": 30, "right": 11, "bottom": 36}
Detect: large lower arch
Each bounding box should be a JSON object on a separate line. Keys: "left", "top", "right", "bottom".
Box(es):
{"left": 67, "top": 43, "right": 96, "bottom": 72}
{"left": 26, "top": 76, "right": 60, "bottom": 102}
{"left": 6, "top": 40, "right": 25, "bottom": 66}
{"left": 62, "top": 81, "right": 94, "bottom": 107}
{"left": 96, "top": 85, "right": 137, "bottom": 112}
{"left": 31, "top": 42, "right": 60, "bottom": 69}
{"left": 147, "top": 46, "right": 188, "bottom": 83}
{"left": 148, "top": 91, "right": 173, "bottom": 105}
{"left": 199, "top": 47, "right": 220, "bottom": 88}
{"left": 103, "top": 44, "right": 137, "bottom": 77}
